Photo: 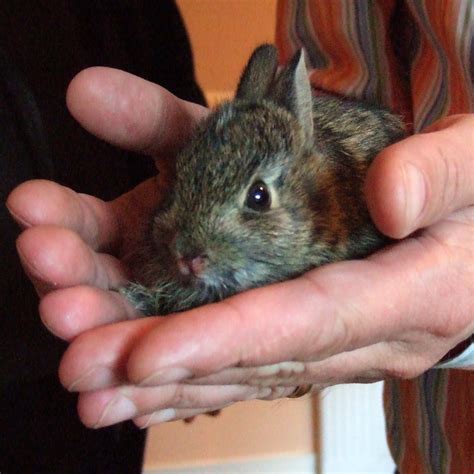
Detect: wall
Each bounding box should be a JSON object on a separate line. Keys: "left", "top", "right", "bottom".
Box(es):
{"left": 177, "top": 0, "right": 277, "bottom": 103}
{"left": 144, "top": 399, "right": 318, "bottom": 471}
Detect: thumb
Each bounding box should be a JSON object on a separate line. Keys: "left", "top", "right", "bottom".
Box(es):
{"left": 66, "top": 67, "right": 208, "bottom": 158}
{"left": 365, "top": 114, "right": 474, "bottom": 238}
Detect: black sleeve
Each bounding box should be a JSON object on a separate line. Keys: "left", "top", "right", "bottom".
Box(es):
{"left": 0, "top": 1, "right": 202, "bottom": 471}
{"left": 0, "top": 46, "right": 63, "bottom": 386}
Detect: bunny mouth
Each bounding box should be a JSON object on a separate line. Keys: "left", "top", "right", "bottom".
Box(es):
{"left": 123, "top": 260, "right": 268, "bottom": 316}
{"left": 175, "top": 268, "right": 237, "bottom": 296}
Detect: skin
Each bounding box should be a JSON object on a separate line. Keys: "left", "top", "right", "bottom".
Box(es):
{"left": 7, "top": 67, "right": 474, "bottom": 429}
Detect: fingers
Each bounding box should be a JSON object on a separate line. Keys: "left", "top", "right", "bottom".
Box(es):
{"left": 40, "top": 286, "right": 141, "bottom": 341}
{"left": 187, "top": 340, "right": 444, "bottom": 389}
{"left": 190, "top": 362, "right": 310, "bottom": 387}
{"left": 59, "top": 318, "right": 161, "bottom": 391}
{"left": 134, "top": 405, "right": 231, "bottom": 429}
{"left": 76, "top": 334, "right": 445, "bottom": 429}
{"left": 74, "top": 333, "right": 450, "bottom": 429}
{"left": 9, "top": 179, "right": 163, "bottom": 298}
{"left": 77, "top": 383, "right": 269, "bottom": 428}
{"left": 16, "top": 225, "right": 127, "bottom": 294}
{"left": 66, "top": 67, "right": 208, "bottom": 158}
{"left": 366, "top": 114, "right": 474, "bottom": 238}
{"left": 7, "top": 180, "right": 118, "bottom": 251}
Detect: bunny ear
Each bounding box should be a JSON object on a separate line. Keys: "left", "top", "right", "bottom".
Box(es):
{"left": 269, "top": 50, "right": 314, "bottom": 145}
{"left": 236, "top": 44, "right": 279, "bottom": 101}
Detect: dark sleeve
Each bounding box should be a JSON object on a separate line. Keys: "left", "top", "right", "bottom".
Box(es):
{"left": 0, "top": 46, "right": 65, "bottom": 386}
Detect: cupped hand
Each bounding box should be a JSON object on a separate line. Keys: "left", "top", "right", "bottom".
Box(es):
{"left": 7, "top": 67, "right": 207, "bottom": 331}
{"left": 7, "top": 69, "right": 474, "bottom": 429}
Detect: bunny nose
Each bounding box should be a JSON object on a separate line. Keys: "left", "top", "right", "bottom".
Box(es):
{"left": 177, "top": 254, "right": 208, "bottom": 277}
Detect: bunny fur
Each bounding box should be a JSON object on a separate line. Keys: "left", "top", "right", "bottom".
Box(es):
{"left": 121, "top": 45, "right": 406, "bottom": 315}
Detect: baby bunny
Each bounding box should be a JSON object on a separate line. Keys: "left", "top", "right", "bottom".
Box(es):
{"left": 121, "top": 44, "right": 406, "bottom": 316}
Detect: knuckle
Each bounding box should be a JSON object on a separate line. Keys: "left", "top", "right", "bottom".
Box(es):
{"left": 170, "top": 384, "right": 192, "bottom": 407}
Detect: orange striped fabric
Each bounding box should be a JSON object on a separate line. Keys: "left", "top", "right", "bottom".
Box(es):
{"left": 276, "top": 1, "right": 473, "bottom": 471}
{"left": 276, "top": 0, "right": 473, "bottom": 131}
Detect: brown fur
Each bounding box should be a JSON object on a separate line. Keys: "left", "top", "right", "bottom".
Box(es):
{"left": 121, "top": 45, "right": 406, "bottom": 315}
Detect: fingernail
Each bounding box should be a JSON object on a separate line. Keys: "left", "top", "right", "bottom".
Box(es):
{"left": 241, "top": 384, "right": 267, "bottom": 400}
{"left": 144, "top": 408, "right": 177, "bottom": 427}
{"left": 139, "top": 367, "right": 192, "bottom": 386}
{"left": 257, "top": 387, "right": 273, "bottom": 399}
{"left": 404, "top": 163, "right": 427, "bottom": 229}
{"left": 68, "top": 365, "right": 119, "bottom": 391}
{"left": 94, "top": 394, "right": 137, "bottom": 428}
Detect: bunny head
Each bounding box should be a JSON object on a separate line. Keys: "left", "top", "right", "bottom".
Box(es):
{"left": 139, "top": 45, "right": 323, "bottom": 304}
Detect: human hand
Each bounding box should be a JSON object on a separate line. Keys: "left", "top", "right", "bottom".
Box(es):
{"left": 8, "top": 69, "right": 474, "bottom": 428}
{"left": 7, "top": 66, "right": 207, "bottom": 315}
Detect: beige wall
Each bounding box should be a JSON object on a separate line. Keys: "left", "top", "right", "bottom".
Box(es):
{"left": 145, "top": 399, "right": 318, "bottom": 470}
{"left": 143, "top": 1, "right": 318, "bottom": 471}
{"left": 177, "top": 0, "right": 277, "bottom": 104}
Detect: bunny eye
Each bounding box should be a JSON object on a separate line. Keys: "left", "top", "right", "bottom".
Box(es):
{"left": 245, "top": 181, "right": 271, "bottom": 211}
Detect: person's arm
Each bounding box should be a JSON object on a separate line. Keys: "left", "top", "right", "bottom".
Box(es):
{"left": 7, "top": 68, "right": 474, "bottom": 429}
